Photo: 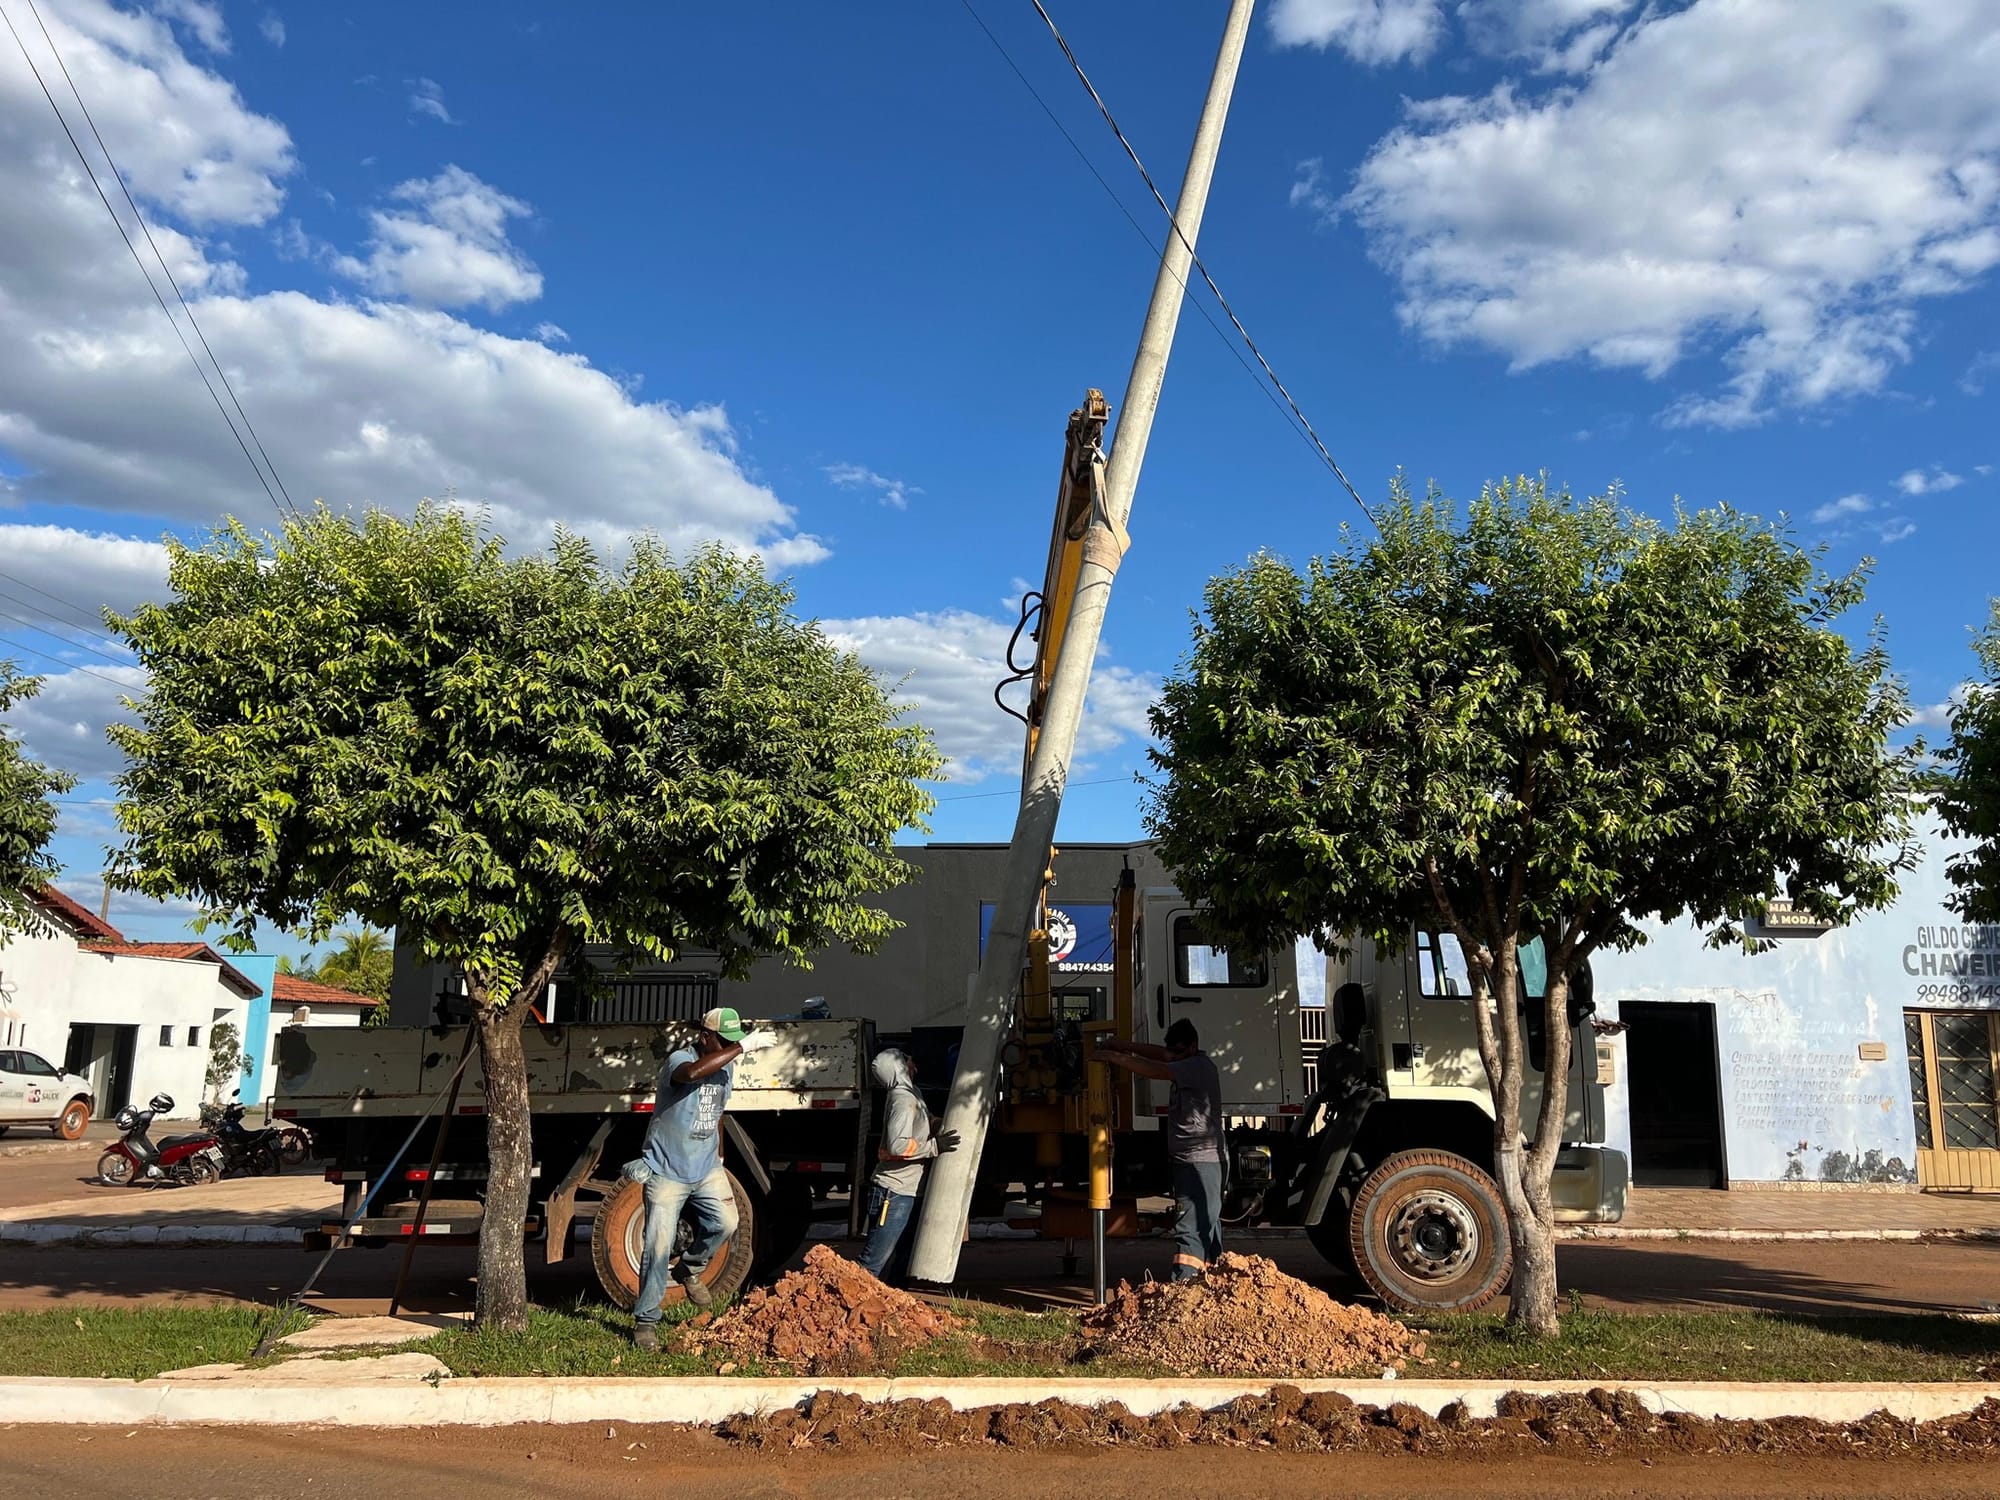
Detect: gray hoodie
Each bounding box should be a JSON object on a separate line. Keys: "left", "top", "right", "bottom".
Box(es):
{"left": 871, "top": 1049, "right": 937, "bottom": 1196}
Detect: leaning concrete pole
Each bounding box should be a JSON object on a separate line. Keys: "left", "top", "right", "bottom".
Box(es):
{"left": 909, "top": 0, "right": 1257, "bottom": 1285}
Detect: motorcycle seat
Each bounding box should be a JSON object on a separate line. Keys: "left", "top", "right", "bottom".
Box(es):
{"left": 157, "top": 1133, "right": 209, "bottom": 1150}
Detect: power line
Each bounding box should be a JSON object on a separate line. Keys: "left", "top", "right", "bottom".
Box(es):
{"left": 958, "top": 0, "right": 1337, "bottom": 488}
{"left": 0, "top": 604, "right": 134, "bottom": 667}
{"left": 0, "top": 568, "right": 119, "bottom": 635}
{"left": 23, "top": 0, "right": 297, "bottom": 518}
{"left": 0, "top": 0, "right": 294, "bottom": 525}
{"left": 0, "top": 634, "right": 140, "bottom": 689}
{"left": 937, "top": 773, "right": 1131, "bottom": 802}
{"left": 1024, "top": 0, "right": 1377, "bottom": 530}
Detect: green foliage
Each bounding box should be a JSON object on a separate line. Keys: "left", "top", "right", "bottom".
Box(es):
{"left": 0, "top": 662, "right": 77, "bottom": 939}
{"left": 105, "top": 504, "right": 943, "bottom": 1006}
{"left": 204, "top": 1019, "right": 251, "bottom": 1098}
{"left": 1933, "top": 602, "right": 2000, "bottom": 922}
{"left": 1147, "top": 475, "right": 1917, "bottom": 967}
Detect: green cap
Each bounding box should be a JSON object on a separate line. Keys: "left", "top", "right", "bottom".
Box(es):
{"left": 700, "top": 1006, "right": 748, "bottom": 1042}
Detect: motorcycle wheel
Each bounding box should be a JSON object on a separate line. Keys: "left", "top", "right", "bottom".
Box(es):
{"left": 252, "top": 1144, "right": 281, "bottom": 1176}
{"left": 278, "top": 1128, "right": 311, "bottom": 1167}
{"left": 98, "top": 1151, "right": 135, "bottom": 1186}
{"left": 185, "top": 1155, "right": 221, "bottom": 1187}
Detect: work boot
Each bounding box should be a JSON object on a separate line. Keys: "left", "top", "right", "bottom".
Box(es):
{"left": 681, "top": 1273, "right": 714, "bottom": 1309}
{"left": 633, "top": 1323, "right": 660, "bottom": 1354}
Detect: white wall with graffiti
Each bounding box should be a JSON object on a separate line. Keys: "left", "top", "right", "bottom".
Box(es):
{"left": 1595, "top": 818, "right": 1979, "bottom": 1187}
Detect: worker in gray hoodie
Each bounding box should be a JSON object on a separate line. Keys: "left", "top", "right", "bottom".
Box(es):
{"left": 858, "top": 1047, "right": 958, "bottom": 1283}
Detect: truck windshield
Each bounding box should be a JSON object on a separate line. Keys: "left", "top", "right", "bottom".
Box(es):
{"left": 1415, "top": 933, "right": 1549, "bottom": 999}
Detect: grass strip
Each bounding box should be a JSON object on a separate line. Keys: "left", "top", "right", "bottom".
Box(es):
{"left": 1, "top": 1302, "right": 1991, "bottom": 1385}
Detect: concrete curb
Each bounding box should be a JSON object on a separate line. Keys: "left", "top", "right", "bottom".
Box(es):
{"left": 0, "top": 1138, "right": 99, "bottom": 1160}
{"left": 0, "top": 1372, "right": 1994, "bottom": 1428}
{"left": 1559, "top": 1226, "right": 2000, "bottom": 1243}
{"left": 0, "top": 1222, "right": 304, "bottom": 1247}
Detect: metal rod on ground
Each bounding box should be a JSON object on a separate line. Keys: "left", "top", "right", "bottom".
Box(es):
{"left": 387, "top": 1028, "right": 475, "bottom": 1316}
{"left": 908, "top": 0, "right": 1257, "bottom": 1287}
{"left": 251, "top": 1025, "right": 478, "bottom": 1357}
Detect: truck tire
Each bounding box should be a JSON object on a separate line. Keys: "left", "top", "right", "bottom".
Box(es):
{"left": 1347, "top": 1150, "right": 1510, "bottom": 1315}
{"left": 590, "top": 1170, "right": 756, "bottom": 1312}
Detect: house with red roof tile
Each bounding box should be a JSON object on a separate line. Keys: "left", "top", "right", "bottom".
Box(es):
{"left": 0, "top": 887, "right": 265, "bottom": 1124}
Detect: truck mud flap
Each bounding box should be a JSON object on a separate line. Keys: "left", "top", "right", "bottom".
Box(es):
{"left": 1299, "top": 1089, "right": 1384, "bottom": 1227}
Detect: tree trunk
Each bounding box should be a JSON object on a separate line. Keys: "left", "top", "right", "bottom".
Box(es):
{"left": 472, "top": 998, "right": 532, "bottom": 1333}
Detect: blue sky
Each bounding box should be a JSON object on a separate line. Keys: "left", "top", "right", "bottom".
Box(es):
{"left": 0, "top": 0, "right": 1995, "bottom": 947}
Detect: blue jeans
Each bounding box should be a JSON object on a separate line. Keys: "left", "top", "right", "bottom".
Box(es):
{"left": 634, "top": 1165, "right": 738, "bottom": 1326}
{"left": 857, "top": 1184, "right": 917, "bottom": 1283}
{"left": 1171, "top": 1159, "right": 1224, "bottom": 1280}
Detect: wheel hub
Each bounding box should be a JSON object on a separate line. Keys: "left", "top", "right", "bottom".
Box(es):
{"left": 1387, "top": 1189, "right": 1479, "bottom": 1281}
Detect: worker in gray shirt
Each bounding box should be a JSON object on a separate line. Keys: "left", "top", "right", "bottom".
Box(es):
{"left": 1098, "top": 1018, "right": 1225, "bottom": 1281}
{"left": 858, "top": 1047, "right": 958, "bottom": 1283}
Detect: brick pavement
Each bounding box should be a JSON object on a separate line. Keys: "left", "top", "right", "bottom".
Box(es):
{"left": 1576, "top": 1186, "right": 2000, "bottom": 1236}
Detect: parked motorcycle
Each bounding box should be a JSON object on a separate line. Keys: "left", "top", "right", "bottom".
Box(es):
{"left": 199, "top": 1096, "right": 285, "bottom": 1177}
{"left": 96, "top": 1094, "right": 226, "bottom": 1187}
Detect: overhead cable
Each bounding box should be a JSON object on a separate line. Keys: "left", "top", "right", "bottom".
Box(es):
{"left": 0, "top": 0, "right": 295, "bottom": 524}
{"left": 1025, "top": 0, "right": 1377, "bottom": 530}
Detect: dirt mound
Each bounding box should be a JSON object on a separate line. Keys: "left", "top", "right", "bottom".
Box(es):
{"left": 1078, "top": 1253, "right": 1418, "bottom": 1377}
{"left": 716, "top": 1388, "right": 2000, "bottom": 1458}
{"left": 686, "top": 1244, "right": 964, "bottom": 1372}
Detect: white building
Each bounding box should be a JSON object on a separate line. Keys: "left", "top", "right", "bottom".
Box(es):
{"left": 0, "top": 888, "right": 263, "bottom": 1123}
{"left": 241, "top": 972, "right": 374, "bottom": 1105}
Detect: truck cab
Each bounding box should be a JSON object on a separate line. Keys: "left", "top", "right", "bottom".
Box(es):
{"left": 1120, "top": 891, "right": 1628, "bottom": 1312}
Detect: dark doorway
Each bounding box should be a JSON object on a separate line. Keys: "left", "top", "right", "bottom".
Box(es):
{"left": 105, "top": 1025, "right": 137, "bottom": 1115}
{"left": 1622, "top": 1000, "right": 1727, "bottom": 1188}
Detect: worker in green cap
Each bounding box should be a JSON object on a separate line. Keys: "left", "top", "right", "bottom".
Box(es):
{"left": 630, "top": 1005, "right": 773, "bottom": 1349}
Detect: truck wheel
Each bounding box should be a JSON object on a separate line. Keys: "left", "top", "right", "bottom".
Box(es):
{"left": 57, "top": 1099, "right": 91, "bottom": 1140}
{"left": 1347, "top": 1150, "right": 1510, "bottom": 1314}
{"left": 590, "top": 1170, "right": 756, "bottom": 1312}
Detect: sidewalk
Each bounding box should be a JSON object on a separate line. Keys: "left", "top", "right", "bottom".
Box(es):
{"left": 1565, "top": 1187, "right": 2000, "bottom": 1240}
{"left": 0, "top": 1176, "right": 336, "bottom": 1245}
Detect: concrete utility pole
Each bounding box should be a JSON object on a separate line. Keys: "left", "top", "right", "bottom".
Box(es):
{"left": 909, "top": 0, "right": 1258, "bottom": 1286}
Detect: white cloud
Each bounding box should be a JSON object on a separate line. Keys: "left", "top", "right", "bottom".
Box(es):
{"left": 1911, "top": 684, "right": 1974, "bottom": 730}
{"left": 1456, "top": 0, "right": 1634, "bottom": 63}
{"left": 822, "top": 610, "right": 1158, "bottom": 784}
{"left": 1978, "top": 463, "right": 1995, "bottom": 477}
{"left": 1810, "top": 494, "right": 1873, "bottom": 525}
{"left": 532, "top": 322, "right": 568, "bottom": 344}
{"left": 1897, "top": 465, "right": 1966, "bottom": 495}
{"left": 824, "top": 462, "right": 920, "bottom": 510}
{"left": 1267, "top": 0, "right": 1447, "bottom": 63}
{"left": 1877, "top": 518, "right": 1918, "bottom": 545}
{"left": 332, "top": 166, "right": 543, "bottom": 310}
{"left": 407, "top": 77, "right": 452, "bottom": 124}
{"left": 1321, "top": 0, "right": 2000, "bottom": 427}
{"left": 1963, "top": 351, "right": 2000, "bottom": 395}
{"left": 0, "top": 662, "right": 145, "bottom": 784}
{"left": 153, "top": 0, "right": 228, "bottom": 54}
{"left": 0, "top": 3, "right": 823, "bottom": 568}
{"left": 258, "top": 12, "right": 285, "bottom": 47}
{"left": 0, "top": 525, "right": 169, "bottom": 629}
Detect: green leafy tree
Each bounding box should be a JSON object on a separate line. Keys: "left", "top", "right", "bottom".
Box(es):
{"left": 1145, "top": 476, "right": 1916, "bottom": 1334}
{"left": 314, "top": 927, "right": 395, "bottom": 1026}
{"left": 205, "top": 1019, "right": 252, "bottom": 1101}
{"left": 1933, "top": 603, "right": 2000, "bottom": 920}
{"left": 0, "top": 662, "right": 77, "bottom": 939}
{"left": 108, "top": 505, "right": 941, "bottom": 1329}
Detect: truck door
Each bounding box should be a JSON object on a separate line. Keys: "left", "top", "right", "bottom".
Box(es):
{"left": 1141, "top": 898, "right": 1292, "bottom": 1119}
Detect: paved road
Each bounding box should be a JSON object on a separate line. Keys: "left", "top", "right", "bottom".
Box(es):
{"left": 4, "top": 1425, "right": 1999, "bottom": 1500}
{"left": 1, "top": 1233, "right": 1996, "bottom": 1320}
{"left": 0, "top": 1154, "right": 119, "bottom": 1212}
